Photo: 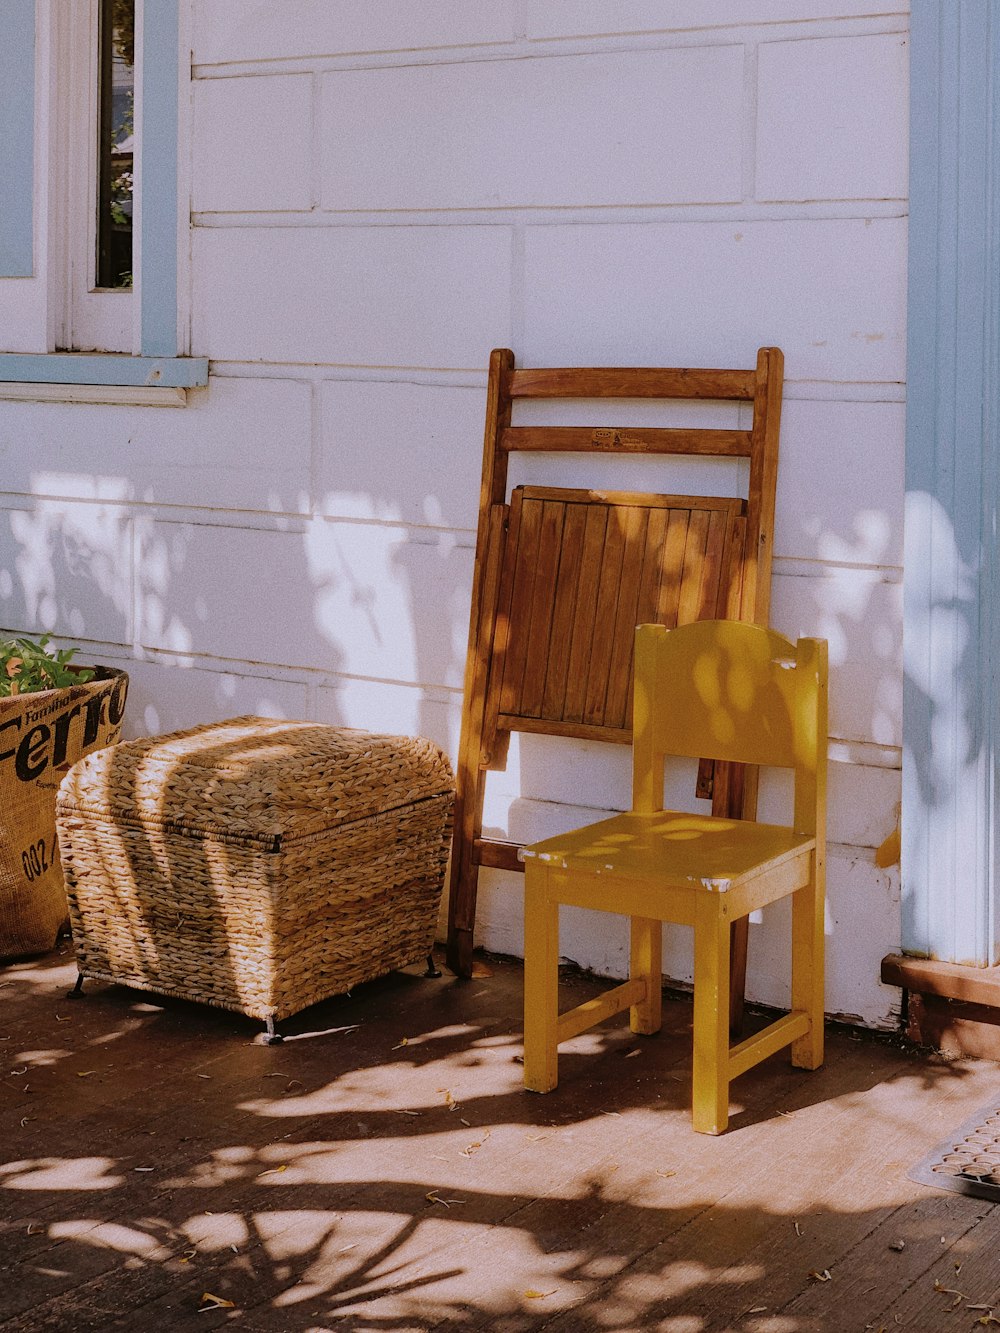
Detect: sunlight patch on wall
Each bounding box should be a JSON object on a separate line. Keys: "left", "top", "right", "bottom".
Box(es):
{"left": 5, "top": 502, "right": 131, "bottom": 641}
{"left": 31, "top": 473, "right": 131, "bottom": 504}
{"left": 816, "top": 509, "right": 894, "bottom": 569}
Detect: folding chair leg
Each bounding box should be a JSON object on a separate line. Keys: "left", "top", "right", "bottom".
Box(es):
{"left": 446, "top": 867, "right": 476, "bottom": 979}
{"left": 629, "top": 916, "right": 663, "bottom": 1036}
{"left": 692, "top": 896, "right": 731, "bottom": 1134}
{"left": 729, "top": 916, "right": 749, "bottom": 1035}
{"left": 791, "top": 866, "right": 825, "bottom": 1070}
{"left": 446, "top": 763, "right": 488, "bottom": 978}
{"left": 523, "top": 864, "right": 560, "bottom": 1093}
{"left": 447, "top": 488, "right": 510, "bottom": 980}
{"left": 714, "top": 760, "right": 750, "bottom": 1036}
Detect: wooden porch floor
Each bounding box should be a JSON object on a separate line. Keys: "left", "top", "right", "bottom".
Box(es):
{"left": 3, "top": 946, "right": 1000, "bottom": 1332}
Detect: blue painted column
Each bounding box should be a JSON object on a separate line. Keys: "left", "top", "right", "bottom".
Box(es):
{"left": 0, "top": 0, "right": 36, "bottom": 277}
{"left": 139, "top": 0, "right": 180, "bottom": 357}
{"left": 903, "top": 1, "right": 1000, "bottom": 964}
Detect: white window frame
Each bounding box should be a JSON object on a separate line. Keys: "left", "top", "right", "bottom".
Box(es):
{"left": 52, "top": 0, "right": 135, "bottom": 354}
{"left": 0, "top": 0, "right": 207, "bottom": 400}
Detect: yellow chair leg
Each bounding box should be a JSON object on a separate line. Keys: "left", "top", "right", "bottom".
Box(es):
{"left": 523, "top": 862, "right": 560, "bottom": 1093}
{"left": 630, "top": 916, "right": 663, "bottom": 1035}
{"left": 692, "top": 896, "right": 731, "bottom": 1134}
{"left": 791, "top": 865, "right": 825, "bottom": 1070}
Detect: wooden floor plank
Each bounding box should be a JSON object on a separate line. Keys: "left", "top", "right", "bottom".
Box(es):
{"left": 774, "top": 1192, "right": 994, "bottom": 1332}
{"left": 519, "top": 1047, "right": 953, "bottom": 1332}
{"left": 2, "top": 948, "right": 999, "bottom": 1332}
{"left": 870, "top": 1195, "right": 1000, "bottom": 1329}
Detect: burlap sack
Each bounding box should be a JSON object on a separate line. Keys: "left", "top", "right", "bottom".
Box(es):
{"left": 0, "top": 667, "right": 128, "bottom": 958}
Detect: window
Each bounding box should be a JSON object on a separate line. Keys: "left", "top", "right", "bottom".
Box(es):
{"left": 58, "top": 0, "right": 134, "bottom": 352}
{"left": 97, "top": 0, "right": 134, "bottom": 293}
{"left": 0, "top": 1, "right": 34, "bottom": 280}
{"left": 0, "top": 0, "right": 207, "bottom": 397}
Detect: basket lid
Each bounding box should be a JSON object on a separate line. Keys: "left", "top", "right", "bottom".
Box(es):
{"left": 58, "top": 716, "right": 454, "bottom": 849}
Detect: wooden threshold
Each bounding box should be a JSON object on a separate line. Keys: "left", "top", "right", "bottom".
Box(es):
{"left": 882, "top": 953, "right": 1000, "bottom": 1058}
{"left": 881, "top": 953, "right": 1000, "bottom": 1007}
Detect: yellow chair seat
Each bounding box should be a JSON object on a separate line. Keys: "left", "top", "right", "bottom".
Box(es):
{"left": 522, "top": 811, "right": 814, "bottom": 892}
{"left": 521, "top": 620, "right": 828, "bottom": 1134}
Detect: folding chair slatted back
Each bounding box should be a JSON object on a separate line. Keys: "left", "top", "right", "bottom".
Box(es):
{"left": 446, "top": 347, "right": 784, "bottom": 1020}
{"left": 489, "top": 489, "right": 746, "bottom": 744}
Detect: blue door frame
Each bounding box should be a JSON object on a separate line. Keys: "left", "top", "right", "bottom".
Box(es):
{"left": 903, "top": 0, "right": 1000, "bottom": 965}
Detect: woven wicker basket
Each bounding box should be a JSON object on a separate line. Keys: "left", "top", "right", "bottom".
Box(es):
{"left": 56, "top": 717, "right": 454, "bottom": 1025}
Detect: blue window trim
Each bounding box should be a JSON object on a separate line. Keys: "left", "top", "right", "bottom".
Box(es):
{"left": 0, "top": 352, "right": 207, "bottom": 388}
{"left": 902, "top": 0, "right": 1000, "bottom": 964}
{"left": 0, "top": 0, "right": 36, "bottom": 277}
{"left": 139, "top": 0, "right": 180, "bottom": 358}
{"left": 0, "top": 0, "right": 207, "bottom": 389}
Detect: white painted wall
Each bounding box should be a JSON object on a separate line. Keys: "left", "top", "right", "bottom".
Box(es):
{"left": 0, "top": 0, "right": 909, "bottom": 1025}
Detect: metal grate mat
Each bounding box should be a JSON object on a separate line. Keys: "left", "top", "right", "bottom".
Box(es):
{"left": 909, "top": 1099, "right": 1000, "bottom": 1202}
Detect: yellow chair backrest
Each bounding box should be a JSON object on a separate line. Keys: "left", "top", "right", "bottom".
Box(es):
{"left": 632, "top": 620, "right": 827, "bottom": 834}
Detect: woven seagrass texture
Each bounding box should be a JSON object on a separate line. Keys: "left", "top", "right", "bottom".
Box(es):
{"left": 57, "top": 718, "right": 454, "bottom": 1022}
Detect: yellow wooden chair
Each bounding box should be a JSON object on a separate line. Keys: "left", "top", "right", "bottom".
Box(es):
{"left": 521, "top": 619, "right": 828, "bottom": 1134}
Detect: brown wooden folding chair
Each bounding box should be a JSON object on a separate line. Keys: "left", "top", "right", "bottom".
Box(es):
{"left": 445, "top": 347, "right": 783, "bottom": 1029}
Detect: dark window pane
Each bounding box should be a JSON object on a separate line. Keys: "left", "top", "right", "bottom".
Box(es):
{"left": 97, "top": 0, "right": 134, "bottom": 289}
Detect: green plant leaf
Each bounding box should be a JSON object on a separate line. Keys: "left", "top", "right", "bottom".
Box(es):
{"left": 0, "top": 636, "right": 95, "bottom": 696}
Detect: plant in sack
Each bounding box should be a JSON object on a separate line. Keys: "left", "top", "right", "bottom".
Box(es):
{"left": 0, "top": 635, "right": 128, "bottom": 958}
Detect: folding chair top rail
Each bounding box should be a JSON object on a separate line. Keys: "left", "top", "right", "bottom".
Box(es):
{"left": 507, "top": 366, "right": 757, "bottom": 400}
{"left": 500, "top": 427, "right": 753, "bottom": 457}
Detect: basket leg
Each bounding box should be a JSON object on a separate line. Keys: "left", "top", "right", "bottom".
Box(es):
{"left": 66, "top": 973, "right": 86, "bottom": 1001}
{"left": 264, "top": 1015, "right": 284, "bottom": 1045}
{"left": 424, "top": 953, "right": 442, "bottom": 979}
